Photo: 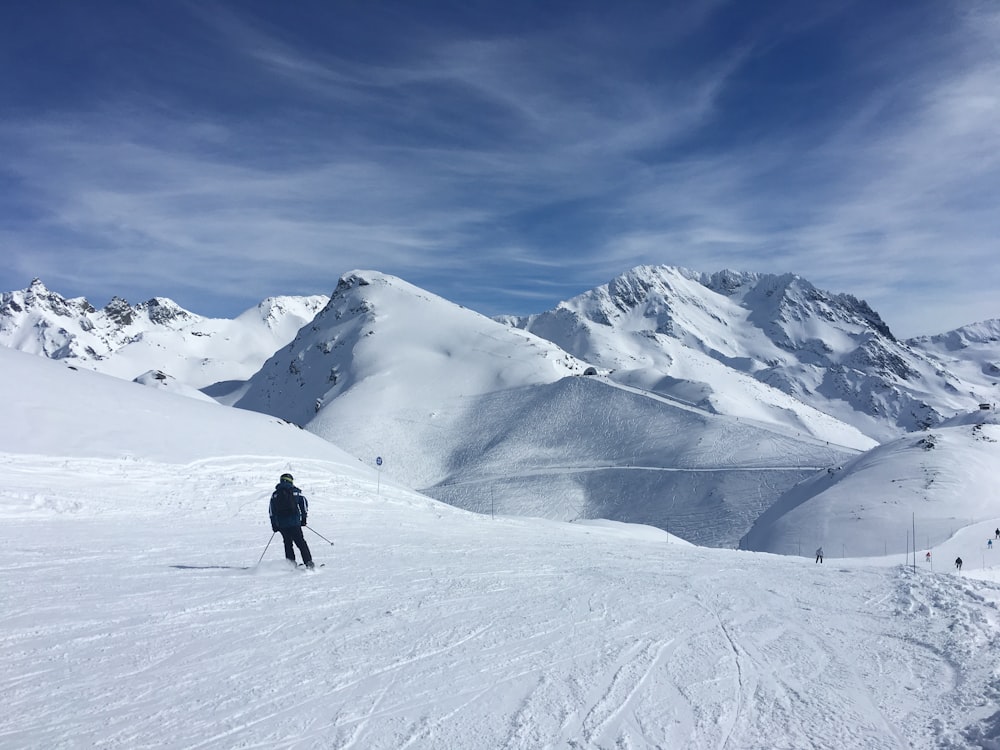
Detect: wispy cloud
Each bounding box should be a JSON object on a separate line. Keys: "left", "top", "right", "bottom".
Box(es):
{"left": 1, "top": 1, "right": 997, "bottom": 335}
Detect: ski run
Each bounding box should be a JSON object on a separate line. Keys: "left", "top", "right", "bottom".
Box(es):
{"left": 2, "top": 344, "right": 1000, "bottom": 748}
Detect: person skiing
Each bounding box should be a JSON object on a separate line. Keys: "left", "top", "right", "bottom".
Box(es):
{"left": 995, "top": 528, "right": 999, "bottom": 540}
{"left": 925, "top": 551, "right": 931, "bottom": 563}
{"left": 955, "top": 556, "right": 963, "bottom": 571}
{"left": 815, "top": 547, "right": 824, "bottom": 564}
{"left": 269, "top": 473, "right": 314, "bottom": 569}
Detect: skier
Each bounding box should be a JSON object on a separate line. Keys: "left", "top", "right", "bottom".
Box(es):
{"left": 995, "top": 528, "right": 999, "bottom": 540}
{"left": 925, "top": 551, "right": 931, "bottom": 563}
{"left": 989, "top": 539, "right": 994, "bottom": 550}
{"left": 815, "top": 547, "right": 824, "bottom": 564}
{"left": 269, "top": 473, "right": 314, "bottom": 569}
{"left": 955, "top": 556, "right": 963, "bottom": 572}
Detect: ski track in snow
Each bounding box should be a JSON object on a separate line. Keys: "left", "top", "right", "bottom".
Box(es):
{"left": 3, "top": 453, "right": 1000, "bottom": 749}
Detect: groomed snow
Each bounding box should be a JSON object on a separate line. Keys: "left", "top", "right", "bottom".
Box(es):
{"left": 3, "top": 348, "right": 1000, "bottom": 748}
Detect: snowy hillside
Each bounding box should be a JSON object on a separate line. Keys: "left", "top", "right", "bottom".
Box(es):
{"left": 236, "top": 270, "right": 587, "bottom": 484}
{"left": 742, "top": 408, "right": 1000, "bottom": 558}
{"left": 502, "top": 265, "right": 994, "bottom": 439}
{"left": 235, "top": 271, "right": 863, "bottom": 547}
{"left": 0, "top": 278, "right": 328, "bottom": 389}
{"left": 0, "top": 346, "right": 367, "bottom": 465}
{"left": 3, "top": 338, "right": 1000, "bottom": 748}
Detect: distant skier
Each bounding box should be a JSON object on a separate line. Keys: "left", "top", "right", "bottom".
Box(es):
{"left": 269, "top": 473, "right": 314, "bottom": 569}
{"left": 955, "top": 556, "right": 963, "bottom": 572}
{"left": 815, "top": 547, "right": 824, "bottom": 564}
{"left": 989, "top": 539, "right": 994, "bottom": 550}
{"left": 925, "top": 551, "right": 931, "bottom": 563}
{"left": 995, "top": 528, "right": 999, "bottom": 540}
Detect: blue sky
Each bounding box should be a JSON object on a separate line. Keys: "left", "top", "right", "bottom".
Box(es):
{"left": 2, "top": 0, "right": 998, "bottom": 337}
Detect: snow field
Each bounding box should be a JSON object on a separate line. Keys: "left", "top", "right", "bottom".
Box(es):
{"left": 3, "top": 452, "right": 1000, "bottom": 748}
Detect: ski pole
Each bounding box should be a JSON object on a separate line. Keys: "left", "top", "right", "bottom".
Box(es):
{"left": 305, "top": 526, "right": 335, "bottom": 546}
{"left": 256, "top": 532, "right": 276, "bottom": 566}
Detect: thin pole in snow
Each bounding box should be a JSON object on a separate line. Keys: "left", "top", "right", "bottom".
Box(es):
{"left": 912, "top": 513, "right": 917, "bottom": 573}
{"left": 305, "top": 525, "right": 335, "bottom": 546}
{"left": 256, "top": 532, "right": 276, "bottom": 567}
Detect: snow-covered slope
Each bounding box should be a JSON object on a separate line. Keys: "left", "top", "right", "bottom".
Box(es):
{"left": 0, "top": 346, "right": 367, "bottom": 465}
{"left": 0, "top": 278, "right": 328, "bottom": 390}
{"left": 235, "top": 271, "right": 862, "bottom": 547}
{"left": 502, "top": 265, "right": 994, "bottom": 440}
{"left": 424, "top": 374, "right": 858, "bottom": 547}
{"left": 741, "top": 408, "right": 1000, "bottom": 557}
{"left": 3, "top": 334, "right": 1000, "bottom": 748}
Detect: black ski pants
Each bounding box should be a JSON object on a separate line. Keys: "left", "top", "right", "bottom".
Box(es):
{"left": 278, "top": 526, "right": 312, "bottom": 565}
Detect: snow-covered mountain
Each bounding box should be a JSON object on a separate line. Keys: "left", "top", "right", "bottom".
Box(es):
{"left": 2, "top": 269, "right": 997, "bottom": 546}
{"left": 907, "top": 319, "right": 1000, "bottom": 409}
{"left": 4, "top": 344, "right": 1000, "bottom": 748}
{"left": 911, "top": 318, "right": 1000, "bottom": 353}
{"left": 0, "top": 278, "right": 328, "bottom": 390}
{"left": 235, "top": 270, "right": 589, "bottom": 482}
{"left": 234, "top": 270, "right": 867, "bottom": 547}
{"left": 501, "top": 265, "right": 994, "bottom": 441}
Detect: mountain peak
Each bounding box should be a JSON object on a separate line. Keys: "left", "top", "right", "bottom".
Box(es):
{"left": 506, "top": 265, "right": 957, "bottom": 437}
{"left": 103, "top": 296, "right": 134, "bottom": 326}
{"left": 333, "top": 271, "right": 377, "bottom": 296}
{"left": 7, "top": 278, "right": 94, "bottom": 319}
{"left": 136, "top": 297, "right": 193, "bottom": 326}
{"left": 236, "top": 270, "right": 589, "bottom": 473}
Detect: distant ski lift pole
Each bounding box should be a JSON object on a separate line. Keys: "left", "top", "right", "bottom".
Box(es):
{"left": 376, "top": 456, "right": 382, "bottom": 496}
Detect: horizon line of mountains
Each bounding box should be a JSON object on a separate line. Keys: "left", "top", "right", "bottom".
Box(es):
{"left": 3, "top": 265, "right": 998, "bottom": 440}
{"left": 3, "top": 265, "right": 998, "bottom": 549}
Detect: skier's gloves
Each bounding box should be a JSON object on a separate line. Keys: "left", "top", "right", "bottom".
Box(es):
{"left": 301, "top": 516, "right": 307, "bottom": 526}
{"left": 271, "top": 523, "right": 279, "bottom": 533}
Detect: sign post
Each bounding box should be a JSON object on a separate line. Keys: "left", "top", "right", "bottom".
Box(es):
{"left": 376, "top": 456, "right": 383, "bottom": 496}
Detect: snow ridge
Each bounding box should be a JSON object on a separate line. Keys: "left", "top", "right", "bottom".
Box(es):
{"left": 0, "top": 278, "right": 328, "bottom": 389}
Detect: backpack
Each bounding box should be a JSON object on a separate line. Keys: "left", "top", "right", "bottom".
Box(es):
{"left": 272, "top": 485, "right": 298, "bottom": 517}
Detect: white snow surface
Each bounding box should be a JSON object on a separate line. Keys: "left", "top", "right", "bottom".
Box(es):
{"left": 4, "top": 348, "right": 1000, "bottom": 748}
